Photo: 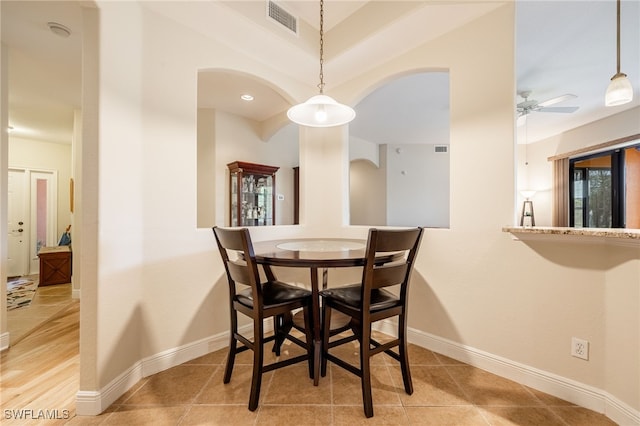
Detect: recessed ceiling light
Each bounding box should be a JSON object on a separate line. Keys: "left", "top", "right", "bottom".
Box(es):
{"left": 241, "top": 94, "right": 254, "bottom": 101}
{"left": 48, "top": 22, "right": 71, "bottom": 38}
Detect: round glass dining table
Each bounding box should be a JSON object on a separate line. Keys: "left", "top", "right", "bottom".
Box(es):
{"left": 252, "top": 238, "right": 398, "bottom": 385}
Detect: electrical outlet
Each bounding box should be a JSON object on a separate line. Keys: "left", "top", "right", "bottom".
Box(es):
{"left": 571, "top": 337, "right": 589, "bottom": 360}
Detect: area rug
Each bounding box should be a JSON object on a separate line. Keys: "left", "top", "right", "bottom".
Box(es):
{"left": 7, "top": 278, "right": 38, "bottom": 310}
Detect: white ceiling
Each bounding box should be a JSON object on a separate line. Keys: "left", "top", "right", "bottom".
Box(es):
{"left": 2, "top": 1, "right": 639, "bottom": 145}
{"left": 2, "top": 1, "right": 82, "bottom": 144}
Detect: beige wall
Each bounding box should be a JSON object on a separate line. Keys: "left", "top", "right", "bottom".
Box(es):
{"left": 516, "top": 110, "right": 640, "bottom": 415}
{"left": 350, "top": 158, "right": 386, "bottom": 226}
{"left": 72, "top": 1, "right": 638, "bottom": 422}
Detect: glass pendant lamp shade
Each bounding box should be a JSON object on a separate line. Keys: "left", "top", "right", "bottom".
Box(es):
{"left": 287, "top": 94, "right": 356, "bottom": 127}
{"left": 605, "top": 0, "right": 633, "bottom": 107}
{"left": 605, "top": 73, "right": 633, "bottom": 106}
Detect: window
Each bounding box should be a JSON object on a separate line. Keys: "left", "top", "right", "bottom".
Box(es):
{"left": 569, "top": 143, "right": 640, "bottom": 228}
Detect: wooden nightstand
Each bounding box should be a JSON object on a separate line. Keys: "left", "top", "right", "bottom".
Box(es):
{"left": 38, "top": 246, "right": 72, "bottom": 286}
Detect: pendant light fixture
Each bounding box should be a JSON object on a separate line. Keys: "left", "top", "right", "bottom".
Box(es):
{"left": 605, "top": 0, "right": 633, "bottom": 106}
{"left": 287, "top": 0, "right": 355, "bottom": 127}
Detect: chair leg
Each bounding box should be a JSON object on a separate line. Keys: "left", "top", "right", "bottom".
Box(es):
{"left": 223, "top": 340, "right": 237, "bottom": 384}
{"left": 272, "top": 315, "right": 282, "bottom": 356}
{"left": 321, "top": 304, "right": 332, "bottom": 377}
{"left": 398, "top": 312, "right": 413, "bottom": 395}
{"left": 351, "top": 318, "right": 362, "bottom": 342}
{"left": 224, "top": 312, "right": 239, "bottom": 384}
{"left": 248, "top": 318, "right": 264, "bottom": 411}
{"left": 272, "top": 312, "right": 291, "bottom": 356}
{"left": 360, "top": 322, "right": 374, "bottom": 418}
{"left": 303, "top": 306, "right": 315, "bottom": 379}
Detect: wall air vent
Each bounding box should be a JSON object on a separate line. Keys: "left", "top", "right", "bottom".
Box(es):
{"left": 435, "top": 145, "right": 448, "bottom": 153}
{"left": 267, "top": 1, "right": 298, "bottom": 35}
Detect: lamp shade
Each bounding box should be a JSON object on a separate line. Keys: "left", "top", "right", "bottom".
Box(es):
{"left": 287, "top": 94, "right": 356, "bottom": 127}
{"left": 520, "top": 190, "right": 536, "bottom": 199}
{"left": 605, "top": 73, "right": 634, "bottom": 106}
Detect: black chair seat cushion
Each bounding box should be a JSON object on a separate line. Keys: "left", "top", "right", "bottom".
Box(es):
{"left": 321, "top": 284, "right": 399, "bottom": 312}
{"left": 236, "top": 281, "right": 311, "bottom": 309}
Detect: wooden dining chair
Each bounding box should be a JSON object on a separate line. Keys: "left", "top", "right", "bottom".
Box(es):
{"left": 320, "top": 227, "right": 424, "bottom": 418}
{"left": 212, "top": 226, "right": 314, "bottom": 411}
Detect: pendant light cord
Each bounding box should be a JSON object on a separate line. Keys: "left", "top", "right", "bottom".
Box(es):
{"left": 604, "top": 0, "right": 632, "bottom": 106}
{"left": 318, "top": 0, "right": 325, "bottom": 94}
{"left": 286, "top": 0, "right": 355, "bottom": 126}
{"left": 524, "top": 117, "right": 529, "bottom": 166}
{"left": 616, "top": 0, "right": 621, "bottom": 75}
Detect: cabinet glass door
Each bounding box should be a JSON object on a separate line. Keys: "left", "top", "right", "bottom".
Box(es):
{"left": 228, "top": 161, "right": 279, "bottom": 227}
{"left": 230, "top": 173, "right": 238, "bottom": 226}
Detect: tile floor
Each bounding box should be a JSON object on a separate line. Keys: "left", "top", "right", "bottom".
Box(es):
{"left": 68, "top": 333, "right": 617, "bottom": 425}
{"left": 5, "top": 282, "right": 619, "bottom": 425}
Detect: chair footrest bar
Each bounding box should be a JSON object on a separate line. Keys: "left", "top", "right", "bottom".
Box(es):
{"left": 328, "top": 334, "right": 358, "bottom": 349}
{"left": 287, "top": 334, "right": 309, "bottom": 349}
{"left": 263, "top": 354, "right": 309, "bottom": 373}
{"left": 233, "top": 345, "right": 250, "bottom": 355}
{"left": 325, "top": 353, "right": 362, "bottom": 377}
{"left": 235, "top": 334, "right": 254, "bottom": 350}
{"left": 369, "top": 339, "right": 399, "bottom": 357}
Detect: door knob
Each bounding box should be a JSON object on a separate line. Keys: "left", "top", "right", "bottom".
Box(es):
{"left": 18, "top": 221, "right": 24, "bottom": 225}
{"left": 18, "top": 228, "right": 23, "bottom": 232}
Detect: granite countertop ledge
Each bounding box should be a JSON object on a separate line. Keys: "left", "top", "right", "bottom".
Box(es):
{"left": 503, "top": 226, "right": 640, "bottom": 240}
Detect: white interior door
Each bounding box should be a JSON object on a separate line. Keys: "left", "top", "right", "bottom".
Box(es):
{"left": 6, "top": 169, "right": 58, "bottom": 277}
{"left": 7, "top": 169, "right": 29, "bottom": 277}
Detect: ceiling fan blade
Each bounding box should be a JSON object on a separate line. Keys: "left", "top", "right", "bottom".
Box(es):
{"left": 538, "top": 106, "right": 579, "bottom": 113}
{"left": 538, "top": 94, "right": 577, "bottom": 107}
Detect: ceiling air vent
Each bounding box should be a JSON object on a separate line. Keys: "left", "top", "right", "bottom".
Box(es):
{"left": 435, "top": 145, "right": 448, "bottom": 153}
{"left": 267, "top": 1, "right": 298, "bottom": 35}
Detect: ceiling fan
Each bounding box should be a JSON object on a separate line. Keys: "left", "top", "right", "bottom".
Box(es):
{"left": 517, "top": 90, "right": 579, "bottom": 123}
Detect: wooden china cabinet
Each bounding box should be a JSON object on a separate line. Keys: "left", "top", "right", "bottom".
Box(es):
{"left": 227, "top": 161, "right": 279, "bottom": 227}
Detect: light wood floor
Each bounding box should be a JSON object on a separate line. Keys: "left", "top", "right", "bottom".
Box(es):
{"left": 1, "top": 294, "right": 79, "bottom": 425}
{"left": 1, "top": 283, "right": 619, "bottom": 425}
{"left": 6, "top": 280, "right": 74, "bottom": 345}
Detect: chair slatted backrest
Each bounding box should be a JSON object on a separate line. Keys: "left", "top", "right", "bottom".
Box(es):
{"left": 213, "top": 226, "right": 262, "bottom": 303}
{"left": 363, "top": 228, "right": 423, "bottom": 295}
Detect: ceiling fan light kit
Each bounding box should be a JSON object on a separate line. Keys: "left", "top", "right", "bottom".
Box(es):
{"left": 605, "top": 0, "right": 633, "bottom": 107}
{"left": 287, "top": 0, "right": 355, "bottom": 127}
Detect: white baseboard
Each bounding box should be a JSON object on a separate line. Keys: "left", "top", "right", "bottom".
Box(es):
{"left": 75, "top": 361, "right": 144, "bottom": 416}
{"left": 141, "top": 331, "right": 229, "bottom": 378}
{"left": 75, "top": 323, "right": 255, "bottom": 416}
{"left": 403, "top": 325, "right": 640, "bottom": 426}
{"left": 72, "top": 288, "right": 81, "bottom": 299}
{"left": 0, "top": 331, "right": 9, "bottom": 351}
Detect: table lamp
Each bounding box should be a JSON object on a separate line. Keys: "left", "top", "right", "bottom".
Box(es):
{"left": 519, "top": 190, "right": 536, "bottom": 227}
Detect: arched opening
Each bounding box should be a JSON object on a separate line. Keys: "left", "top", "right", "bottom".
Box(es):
{"left": 349, "top": 71, "right": 450, "bottom": 227}
{"left": 196, "top": 69, "right": 299, "bottom": 228}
